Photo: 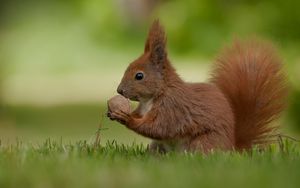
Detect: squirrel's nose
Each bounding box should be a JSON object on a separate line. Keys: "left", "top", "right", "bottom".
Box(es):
{"left": 117, "top": 87, "right": 124, "bottom": 96}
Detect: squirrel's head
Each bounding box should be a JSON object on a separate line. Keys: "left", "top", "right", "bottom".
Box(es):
{"left": 117, "top": 20, "right": 169, "bottom": 101}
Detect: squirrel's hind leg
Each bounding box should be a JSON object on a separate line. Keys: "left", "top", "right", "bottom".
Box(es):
{"left": 188, "top": 132, "right": 234, "bottom": 153}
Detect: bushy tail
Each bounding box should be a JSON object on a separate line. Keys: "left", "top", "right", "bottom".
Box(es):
{"left": 211, "top": 40, "right": 288, "bottom": 150}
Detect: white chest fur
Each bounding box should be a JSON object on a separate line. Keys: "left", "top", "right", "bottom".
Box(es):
{"left": 137, "top": 98, "right": 153, "bottom": 116}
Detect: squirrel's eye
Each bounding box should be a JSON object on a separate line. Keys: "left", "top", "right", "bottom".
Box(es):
{"left": 135, "top": 72, "right": 144, "bottom": 80}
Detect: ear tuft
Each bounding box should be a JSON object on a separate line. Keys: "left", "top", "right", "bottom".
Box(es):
{"left": 144, "top": 19, "right": 167, "bottom": 65}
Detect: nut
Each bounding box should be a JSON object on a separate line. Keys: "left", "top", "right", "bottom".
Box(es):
{"left": 107, "top": 95, "right": 131, "bottom": 114}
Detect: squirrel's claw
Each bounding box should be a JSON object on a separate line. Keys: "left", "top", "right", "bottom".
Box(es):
{"left": 107, "top": 110, "right": 116, "bottom": 121}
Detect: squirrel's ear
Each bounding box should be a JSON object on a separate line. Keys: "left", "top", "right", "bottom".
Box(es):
{"left": 144, "top": 20, "right": 167, "bottom": 67}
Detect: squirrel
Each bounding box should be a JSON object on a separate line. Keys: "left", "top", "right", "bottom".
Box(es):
{"left": 107, "top": 20, "right": 288, "bottom": 153}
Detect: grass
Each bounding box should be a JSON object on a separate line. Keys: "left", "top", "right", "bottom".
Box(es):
{"left": 0, "top": 138, "right": 300, "bottom": 188}
{"left": 0, "top": 105, "right": 299, "bottom": 187}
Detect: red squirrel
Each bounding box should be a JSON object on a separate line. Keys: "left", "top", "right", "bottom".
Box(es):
{"left": 107, "top": 20, "right": 288, "bottom": 153}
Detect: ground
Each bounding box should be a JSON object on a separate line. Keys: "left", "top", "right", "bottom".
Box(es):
{"left": 0, "top": 138, "right": 300, "bottom": 188}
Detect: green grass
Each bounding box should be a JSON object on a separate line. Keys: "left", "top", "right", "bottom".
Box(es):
{"left": 0, "top": 138, "right": 300, "bottom": 188}
{"left": 0, "top": 105, "right": 299, "bottom": 187}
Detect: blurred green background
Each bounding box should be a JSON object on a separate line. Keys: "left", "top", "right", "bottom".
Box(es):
{"left": 0, "top": 0, "right": 300, "bottom": 145}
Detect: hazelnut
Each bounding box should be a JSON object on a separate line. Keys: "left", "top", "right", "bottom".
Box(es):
{"left": 107, "top": 95, "right": 131, "bottom": 114}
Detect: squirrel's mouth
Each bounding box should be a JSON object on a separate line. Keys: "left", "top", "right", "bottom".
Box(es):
{"left": 128, "top": 96, "right": 139, "bottom": 102}
{"left": 121, "top": 93, "right": 139, "bottom": 102}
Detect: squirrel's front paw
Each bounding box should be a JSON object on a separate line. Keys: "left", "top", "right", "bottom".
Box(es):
{"left": 108, "top": 110, "right": 130, "bottom": 125}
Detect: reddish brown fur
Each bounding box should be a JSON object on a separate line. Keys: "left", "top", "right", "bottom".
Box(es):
{"left": 210, "top": 40, "right": 288, "bottom": 150}
{"left": 108, "top": 20, "right": 288, "bottom": 153}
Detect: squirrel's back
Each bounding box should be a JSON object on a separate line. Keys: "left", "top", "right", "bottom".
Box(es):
{"left": 211, "top": 40, "right": 288, "bottom": 150}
